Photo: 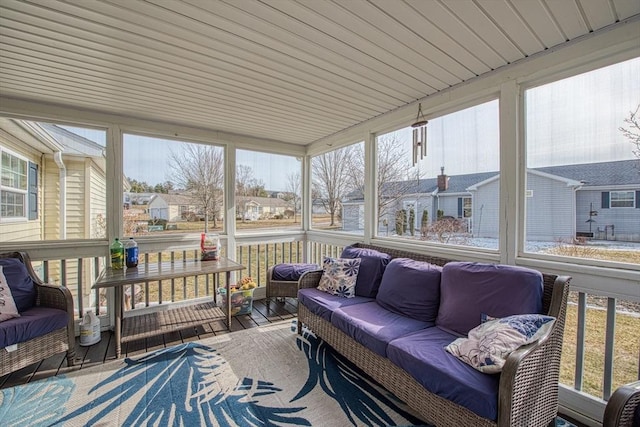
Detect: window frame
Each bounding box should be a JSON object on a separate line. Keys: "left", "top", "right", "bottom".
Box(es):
{"left": 0, "top": 147, "right": 29, "bottom": 222}
{"left": 609, "top": 190, "right": 635, "bottom": 208}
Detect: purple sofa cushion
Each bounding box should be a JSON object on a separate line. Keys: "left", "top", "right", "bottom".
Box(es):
{"left": 340, "top": 246, "right": 391, "bottom": 298}
{"left": 387, "top": 327, "right": 500, "bottom": 421}
{"left": 298, "top": 288, "right": 374, "bottom": 321}
{"left": 436, "top": 262, "right": 544, "bottom": 337}
{"left": 0, "top": 258, "right": 37, "bottom": 312}
{"left": 375, "top": 258, "right": 442, "bottom": 323}
{"left": 272, "top": 263, "right": 319, "bottom": 281}
{"left": 331, "top": 302, "right": 432, "bottom": 357}
{"left": 0, "top": 306, "right": 69, "bottom": 348}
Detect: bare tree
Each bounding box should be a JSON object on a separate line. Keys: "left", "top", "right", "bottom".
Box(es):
{"left": 348, "top": 133, "right": 421, "bottom": 226}
{"left": 168, "top": 144, "right": 224, "bottom": 232}
{"left": 620, "top": 104, "right": 640, "bottom": 169}
{"left": 236, "top": 164, "right": 256, "bottom": 222}
{"left": 312, "top": 146, "right": 355, "bottom": 226}
{"left": 283, "top": 171, "right": 301, "bottom": 223}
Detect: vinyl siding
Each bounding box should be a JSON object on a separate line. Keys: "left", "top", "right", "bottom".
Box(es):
{"left": 526, "top": 174, "right": 575, "bottom": 241}
{"left": 89, "top": 160, "right": 106, "bottom": 239}
{"left": 472, "top": 179, "right": 500, "bottom": 238}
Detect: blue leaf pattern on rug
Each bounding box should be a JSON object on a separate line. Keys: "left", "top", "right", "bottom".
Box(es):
{"left": 293, "top": 324, "right": 425, "bottom": 426}
{"left": 0, "top": 377, "right": 74, "bottom": 425}
{"left": 56, "top": 342, "right": 309, "bottom": 426}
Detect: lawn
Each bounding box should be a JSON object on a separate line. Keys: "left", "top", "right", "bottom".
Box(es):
{"left": 561, "top": 299, "right": 640, "bottom": 397}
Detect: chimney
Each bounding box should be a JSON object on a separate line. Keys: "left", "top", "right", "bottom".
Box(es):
{"left": 437, "top": 166, "right": 448, "bottom": 191}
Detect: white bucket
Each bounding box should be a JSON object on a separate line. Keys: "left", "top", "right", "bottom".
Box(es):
{"left": 79, "top": 311, "right": 101, "bottom": 346}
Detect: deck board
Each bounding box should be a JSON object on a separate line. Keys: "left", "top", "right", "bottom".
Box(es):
{"left": 0, "top": 297, "right": 298, "bottom": 389}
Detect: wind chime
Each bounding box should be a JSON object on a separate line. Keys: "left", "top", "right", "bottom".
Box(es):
{"left": 411, "top": 103, "right": 428, "bottom": 166}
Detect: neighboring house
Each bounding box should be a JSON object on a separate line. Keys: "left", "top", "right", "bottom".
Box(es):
{"left": 343, "top": 160, "right": 640, "bottom": 242}
{"left": 147, "top": 193, "right": 201, "bottom": 222}
{"left": 0, "top": 120, "right": 109, "bottom": 312}
{"left": 0, "top": 119, "right": 107, "bottom": 242}
{"left": 236, "top": 195, "right": 291, "bottom": 220}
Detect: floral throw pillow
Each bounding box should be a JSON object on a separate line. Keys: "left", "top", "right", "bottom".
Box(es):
{"left": 445, "top": 314, "right": 556, "bottom": 374}
{"left": 0, "top": 266, "right": 21, "bottom": 322}
{"left": 317, "top": 257, "right": 361, "bottom": 298}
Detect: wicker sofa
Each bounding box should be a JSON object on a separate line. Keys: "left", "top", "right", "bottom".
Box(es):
{"left": 0, "top": 251, "right": 75, "bottom": 376}
{"left": 296, "top": 243, "right": 571, "bottom": 427}
{"left": 603, "top": 380, "right": 640, "bottom": 427}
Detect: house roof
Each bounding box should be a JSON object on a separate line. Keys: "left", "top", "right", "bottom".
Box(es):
{"left": 348, "top": 159, "right": 639, "bottom": 200}
{"left": 39, "top": 123, "right": 105, "bottom": 158}
{"left": 149, "top": 193, "right": 195, "bottom": 206}
{"left": 237, "top": 196, "right": 290, "bottom": 208}
{"left": 536, "top": 160, "right": 640, "bottom": 187}
{"left": 0, "top": 2, "right": 637, "bottom": 146}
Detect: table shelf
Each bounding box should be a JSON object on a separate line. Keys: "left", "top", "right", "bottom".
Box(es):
{"left": 121, "top": 301, "right": 225, "bottom": 343}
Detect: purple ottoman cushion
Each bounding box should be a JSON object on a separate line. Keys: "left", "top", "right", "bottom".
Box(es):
{"left": 297, "top": 288, "right": 374, "bottom": 321}
{"left": 331, "top": 301, "right": 432, "bottom": 357}
{"left": 340, "top": 246, "right": 391, "bottom": 298}
{"left": 436, "top": 262, "right": 544, "bottom": 337}
{"left": 387, "top": 327, "right": 500, "bottom": 421}
{"left": 375, "top": 258, "right": 442, "bottom": 323}
{"left": 272, "top": 263, "right": 319, "bottom": 281}
{"left": 0, "top": 258, "right": 37, "bottom": 312}
{"left": 0, "top": 306, "right": 69, "bottom": 348}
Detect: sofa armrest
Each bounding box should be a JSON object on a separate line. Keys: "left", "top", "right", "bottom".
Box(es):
{"left": 497, "top": 275, "right": 571, "bottom": 427}
{"left": 298, "top": 270, "right": 323, "bottom": 289}
{"left": 603, "top": 380, "right": 640, "bottom": 427}
{"left": 35, "top": 281, "right": 74, "bottom": 313}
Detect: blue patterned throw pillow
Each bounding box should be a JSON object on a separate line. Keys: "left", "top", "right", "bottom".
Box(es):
{"left": 317, "top": 257, "right": 361, "bottom": 298}
{"left": 445, "top": 314, "right": 556, "bottom": 374}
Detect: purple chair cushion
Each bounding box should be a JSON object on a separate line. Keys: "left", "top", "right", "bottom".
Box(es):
{"left": 0, "top": 258, "right": 37, "bottom": 312}
{"left": 340, "top": 246, "right": 391, "bottom": 298}
{"left": 375, "top": 258, "right": 442, "bottom": 323}
{"left": 297, "top": 288, "right": 374, "bottom": 321}
{"left": 331, "top": 301, "right": 432, "bottom": 357}
{"left": 436, "top": 262, "right": 544, "bottom": 337}
{"left": 0, "top": 306, "right": 69, "bottom": 348}
{"left": 387, "top": 327, "right": 500, "bottom": 421}
{"left": 272, "top": 263, "right": 319, "bottom": 281}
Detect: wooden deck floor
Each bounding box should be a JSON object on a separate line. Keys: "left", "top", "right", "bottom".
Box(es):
{"left": 0, "top": 297, "right": 587, "bottom": 427}
{"left": 0, "top": 297, "right": 298, "bottom": 389}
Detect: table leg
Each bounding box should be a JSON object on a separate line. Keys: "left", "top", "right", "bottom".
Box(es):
{"left": 115, "top": 285, "right": 122, "bottom": 358}
{"left": 226, "top": 271, "right": 231, "bottom": 330}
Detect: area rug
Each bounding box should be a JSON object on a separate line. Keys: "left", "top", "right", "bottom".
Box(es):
{"left": 0, "top": 320, "right": 577, "bottom": 427}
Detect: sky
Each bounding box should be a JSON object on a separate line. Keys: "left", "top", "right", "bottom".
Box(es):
{"left": 60, "top": 56, "right": 639, "bottom": 189}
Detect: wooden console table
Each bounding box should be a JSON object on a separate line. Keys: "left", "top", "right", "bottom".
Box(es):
{"left": 93, "top": 257, "right": 245, "bottom": 357}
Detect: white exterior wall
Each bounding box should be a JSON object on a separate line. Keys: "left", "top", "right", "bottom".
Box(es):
{"left": 526, "top": 174, "right": 576, "bottom": 241}
{"left": 148, "top": 198, "right": 169, "bottom": 220}
{"left": 472, "top": 179, "right": 500, "bottom": 238}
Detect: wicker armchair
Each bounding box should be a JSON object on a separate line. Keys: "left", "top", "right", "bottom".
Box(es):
{"left": 603, "top": 380, "right": 640, "bottom": 427}
{"left": 0, "top": 251, "right": 75, "bottom": 376}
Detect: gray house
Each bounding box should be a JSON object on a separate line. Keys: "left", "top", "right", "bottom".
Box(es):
{"left": 343, "top": 160, "right": 640, "bottom": 242}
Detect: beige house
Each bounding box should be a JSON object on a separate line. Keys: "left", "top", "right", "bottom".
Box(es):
{"left": 0, "top": 120, "right": 107, "bottom": 243}
{"left": 236, "top": 195, "right": 292, "bottom": 220}
{"left": 0, "top": 120, "right": 107, "bottom": 310}
{"left": 147, "top": 193, "right": 202, "bottom": 222}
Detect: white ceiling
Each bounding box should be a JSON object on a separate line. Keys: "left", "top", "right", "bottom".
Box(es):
{"left": 1, "top": 0, "right": 639, "bottom": 146}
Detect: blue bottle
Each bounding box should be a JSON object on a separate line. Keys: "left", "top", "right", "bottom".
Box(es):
{"left": 125, "top": 237, "right": 139, "bottom": 268}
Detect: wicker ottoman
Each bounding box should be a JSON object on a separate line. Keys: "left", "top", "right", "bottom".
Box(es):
{"left": 266, "top": 263, "right": 319, "bottom": 301}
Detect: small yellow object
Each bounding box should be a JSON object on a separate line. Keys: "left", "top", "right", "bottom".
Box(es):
{"left": 239, "top": 276, "right": 257, "bottom": 289}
